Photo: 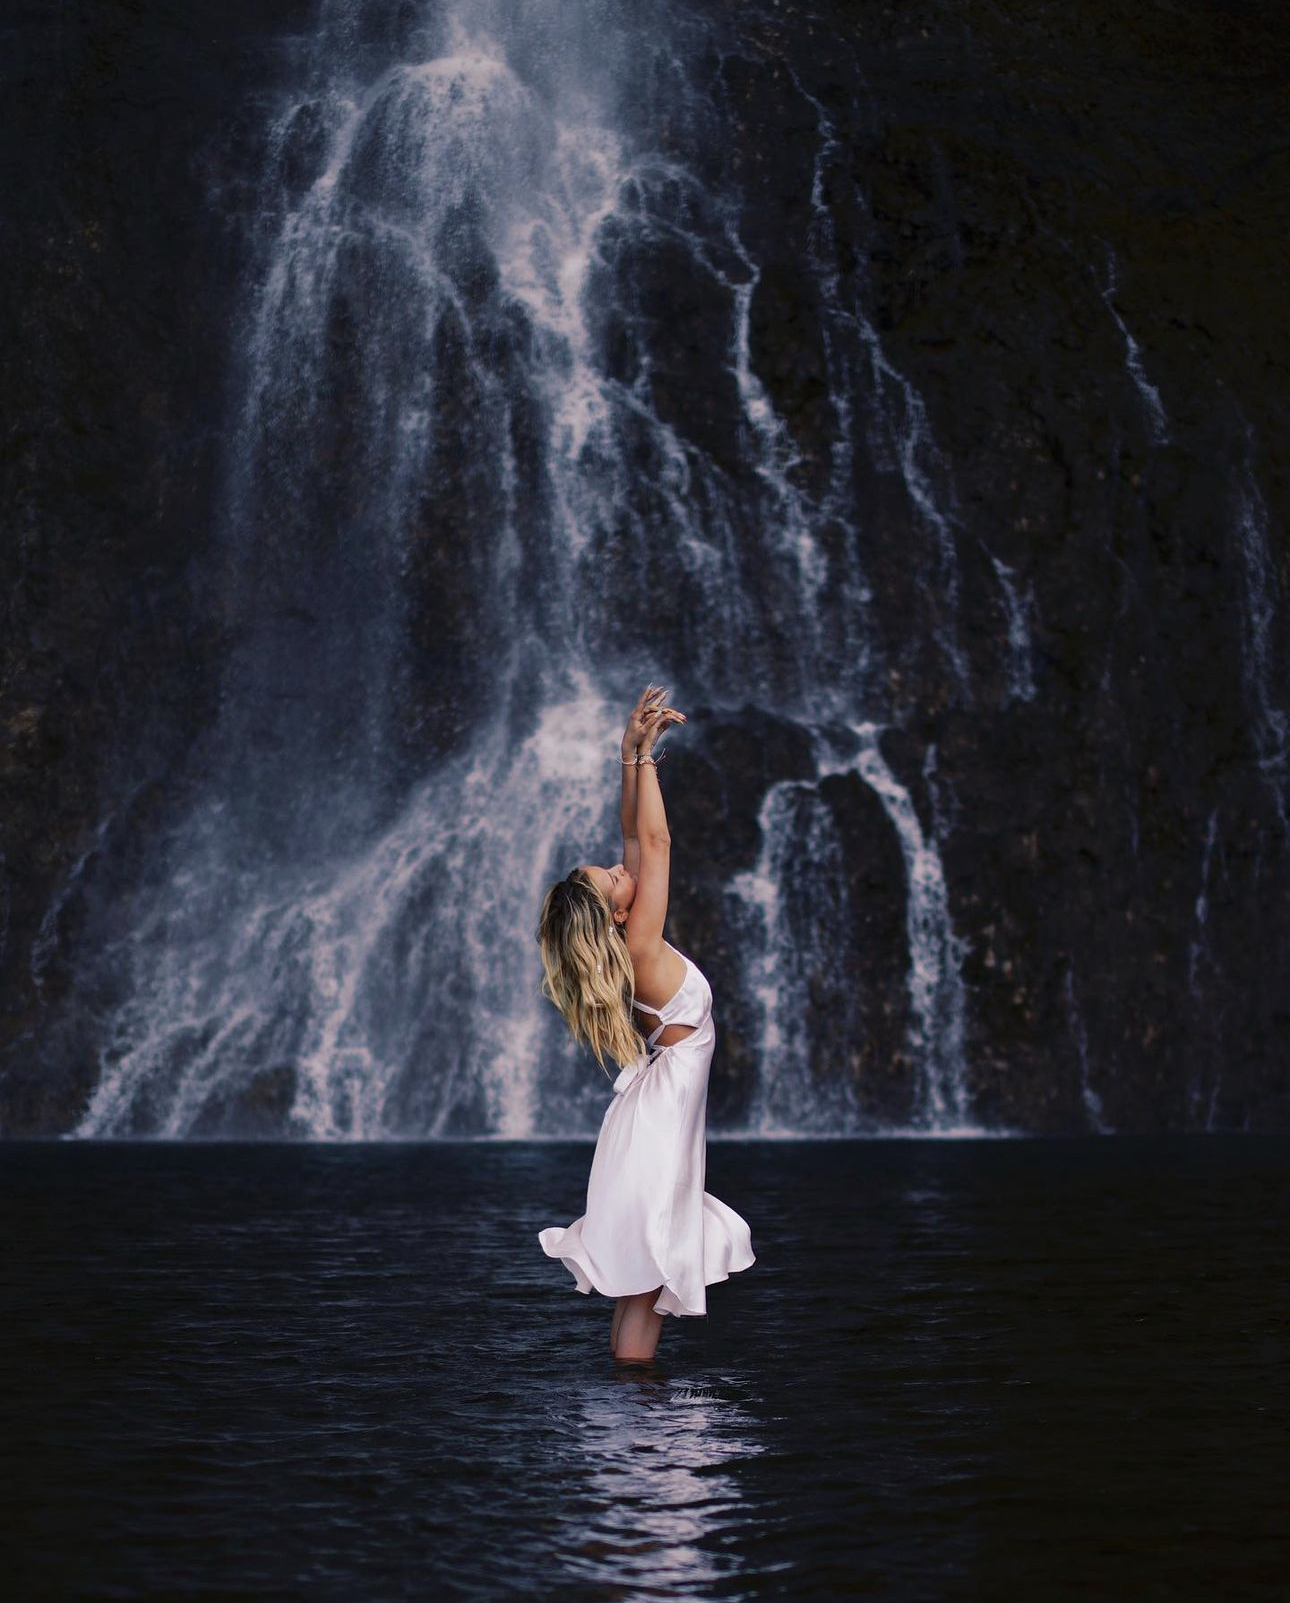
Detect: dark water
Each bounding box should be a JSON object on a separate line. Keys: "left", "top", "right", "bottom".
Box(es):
{"left": 5, "top": 1138, "right": 1287, "bottom": 1600}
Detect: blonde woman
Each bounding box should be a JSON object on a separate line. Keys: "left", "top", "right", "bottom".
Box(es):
{"left": 537, "top": 685, "right": 755, "bottom": 1362}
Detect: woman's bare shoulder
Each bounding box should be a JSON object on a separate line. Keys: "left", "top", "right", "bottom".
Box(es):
{"left": 630, "top": 941, "right": 687, "bottom": 1013}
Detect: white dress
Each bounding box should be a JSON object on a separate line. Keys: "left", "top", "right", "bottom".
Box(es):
{"left": 538, "top": 944, "right": 755, "bottom": 1317}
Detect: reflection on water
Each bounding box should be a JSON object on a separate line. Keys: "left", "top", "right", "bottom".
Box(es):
{"left": 558, "top": 1370, "right": 765, "bottom": 1594}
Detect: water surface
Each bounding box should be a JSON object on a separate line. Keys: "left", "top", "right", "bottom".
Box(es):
{"left": 5, "top": 1137, "right": 1287, "bottom": 1599}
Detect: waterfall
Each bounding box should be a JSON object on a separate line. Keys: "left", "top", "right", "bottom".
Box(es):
{"left": 732, "top": 779, "right": 860, "bottom": 1136}
{"left": 846, "top": 727, "right": 971, "bottom": 1130}
{"left": 1099, "top": 248, "right": 1168, "bottom": 446}
{"left": 80, "top": 681, "right": 627, "bottom": 1138}
{"left": 730, "top": 720, "right": 975, "bottom": 1135}
{"left": 1186, "top": 808, "right": 1223, "bottom": 1130}
{"left": 985, "top": 551, "right": 1037, "bottom": 704}
{"left": 1232, "top": 454, "right": 1288, "bottom": 830}
{"left": 1187, "top": 808, "right": 1220, "bottom": 997}
{"left": 1063, "top": 967, "right": 1110, "bottom": 1135}
{"left": 70, "top": 0, "right": 982, "bottom": 1139}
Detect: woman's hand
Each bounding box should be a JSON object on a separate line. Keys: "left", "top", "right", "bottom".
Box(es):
{"left": 622, "top": 684, "right": 667, "bottom": 759}
{"left": 638, "top": 696, "right": 686, "bottom": 757}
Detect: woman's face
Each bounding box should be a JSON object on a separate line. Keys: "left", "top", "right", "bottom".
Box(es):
{"left": 581, "top": 863, "right": 637, "bottom": 918}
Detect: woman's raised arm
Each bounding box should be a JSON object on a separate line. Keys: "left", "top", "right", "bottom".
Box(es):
{"left": 624, "top": 698, "right": 684, "bottom": 991}
{"left": 619, "top": 685, "right": 665, "bottom": 877}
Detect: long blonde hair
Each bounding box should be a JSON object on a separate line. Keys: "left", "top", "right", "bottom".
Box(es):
{"left": 538, "top": 870, "right": 644, "bottom": 1072}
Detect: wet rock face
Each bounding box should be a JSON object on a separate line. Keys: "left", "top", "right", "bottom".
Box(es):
{"left": 2, "top": 0, "right": 1289, "bottom": 1135}
{"left": 850, "top": 2, "right": 1290, "bottom": 1133}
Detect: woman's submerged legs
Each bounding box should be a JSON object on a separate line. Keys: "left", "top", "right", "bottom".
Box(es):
{"left": 611, "top": 1290, "right": 665, "bottom": 1362}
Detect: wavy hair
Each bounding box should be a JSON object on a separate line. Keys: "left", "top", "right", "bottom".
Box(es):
{"left": 537, "top": 870, "right": 643, "bottom": 1073}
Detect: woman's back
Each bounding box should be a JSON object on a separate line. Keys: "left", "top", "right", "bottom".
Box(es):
{"left": 634, "top": 944, "right": 711, "bottom": 1047}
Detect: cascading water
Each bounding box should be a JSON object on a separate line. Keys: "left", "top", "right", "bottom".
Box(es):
{"left": 74, "top": 0, "right": 981, "bottom": 1139}
{"left": 1063, "top": 967, "right": 1110, "bottom": 1136}
{"left": 1185, "top": 808, "right": 1223, "bottom": 1131}
{"left": 1100, "top": 248, "right": 1168, "bottom": 447}
{"left": 985, "top": 554, "right": 1038, "bottom": 705}
{"left": 734, "top": 722, "right": 973, "bottom": 1135}
{"left": 1232, "top": 448, "right": 1288, "bottom": 832}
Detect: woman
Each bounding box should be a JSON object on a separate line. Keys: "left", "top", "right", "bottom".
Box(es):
{"left": 537, "top": 685, "right": 755, "bottom": 1362}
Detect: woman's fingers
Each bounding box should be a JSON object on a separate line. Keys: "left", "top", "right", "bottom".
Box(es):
{"left": 640, "top": 708, "right": 686, "bottom": 736}
{"left": 632, "top": 686, "right": 679, "bottom": 732}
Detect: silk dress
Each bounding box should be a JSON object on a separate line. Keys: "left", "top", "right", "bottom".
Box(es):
{"left": 538, "top": 944, "right": 755, "bottom": 1317}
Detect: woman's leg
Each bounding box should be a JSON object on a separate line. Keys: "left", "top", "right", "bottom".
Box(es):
{"left": 611, "top": 1289, "right": 664, "bottom": 1361}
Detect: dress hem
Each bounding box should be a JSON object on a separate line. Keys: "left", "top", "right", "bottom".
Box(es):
{"left": 537, "top": 1228, "right": 756, "bottom": 1318}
